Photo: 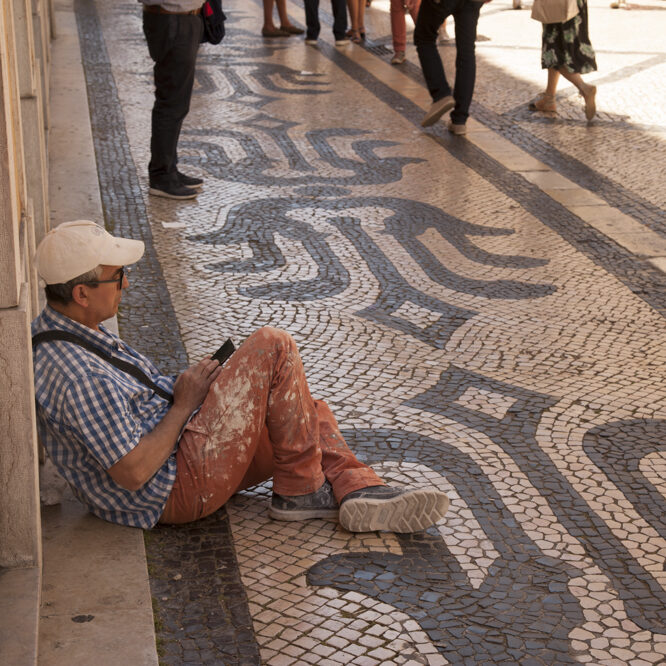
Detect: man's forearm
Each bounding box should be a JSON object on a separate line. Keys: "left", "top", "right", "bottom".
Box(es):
{"left": 108, "top": 403, "right": 192, "bottom": 491}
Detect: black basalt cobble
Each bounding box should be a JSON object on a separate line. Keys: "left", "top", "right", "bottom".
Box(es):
{"left": 76, "top": 0, "right": 666, "bottom": 662}
{"left": 144, "top": 510, "right": 260, "bottom": 665}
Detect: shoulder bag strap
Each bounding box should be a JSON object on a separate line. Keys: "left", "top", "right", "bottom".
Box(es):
{"left": 32, "top": 330, "right": 174, "bottom": 404}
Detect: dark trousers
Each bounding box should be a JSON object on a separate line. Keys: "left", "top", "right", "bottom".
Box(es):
{"left": 142, "top": 12, "right": 203, "bottom": 185}
{"left": 414, "top": 0, "right": 483, "bottom": 124}
{"left": 303, "top": 0, "right": 348, "bottom": 40}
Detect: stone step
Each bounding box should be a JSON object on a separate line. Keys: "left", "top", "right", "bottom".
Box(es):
{"left": 0, "top": 566, "right": 40, "bottom": 666}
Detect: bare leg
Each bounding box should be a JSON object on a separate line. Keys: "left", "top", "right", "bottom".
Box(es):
{"left": 262, "top": 0, "right": 277, "bottom": 31}
{"left": 557, "top": 66, "right": 597, "bottom": 119}
{"left": 357, "top": 0, "right": 366, "bottom": 36}
{"left": 557, "top": 67, "right": 593, "bottom": 96}
{"left": 347, "top": 0, "right": 359, "bottom": 39}
{"left": 545, "top": 67, "right": 560, "bottom": 96}
{"left": 276, "top": 0, "right": 298, "bottom": 30}
{"left": 529, "top": 67, "right": 558, "bottom": 111}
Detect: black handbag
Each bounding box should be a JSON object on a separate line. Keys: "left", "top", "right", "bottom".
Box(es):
{"left": 201, "top": 0, "right": 226, "bottom": 44}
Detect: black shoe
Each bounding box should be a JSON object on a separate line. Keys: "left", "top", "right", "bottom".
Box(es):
{"left": 177, "top": 171, "right": 204, "bottom": 189}
{"left": 149, "top": 181, "right": 198, "bottom": 200}
{"left": 339, "top": 485, "right": 449, "bottom": 533}
{"left": 269, "top": 480, "right": 339, "bottom": 521}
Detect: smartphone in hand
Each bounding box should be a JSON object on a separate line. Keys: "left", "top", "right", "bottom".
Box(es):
{"left": 211, "top": 339, "right": 236, "bottom": 365}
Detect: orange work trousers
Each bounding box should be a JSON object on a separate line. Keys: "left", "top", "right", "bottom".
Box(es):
{"left": 160, "top": 327, "right": 383, "bottom": 523}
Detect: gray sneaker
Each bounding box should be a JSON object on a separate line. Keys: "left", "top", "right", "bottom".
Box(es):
{"left": 269, "top": 480, "right": 339, "bottom": 521}
{"left": 339, "top": 485, "right": 449, "bottom": 533}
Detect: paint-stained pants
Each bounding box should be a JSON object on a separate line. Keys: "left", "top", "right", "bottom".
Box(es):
{"left": 160, "top": 327, "right": 384, "bottom": 523}
{"left": 391, "top": 0, "right": 421, "bottom": 54}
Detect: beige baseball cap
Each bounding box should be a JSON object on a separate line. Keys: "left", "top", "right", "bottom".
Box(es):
{"left": 35, "top": 220, "right": 145, "bottom": 285}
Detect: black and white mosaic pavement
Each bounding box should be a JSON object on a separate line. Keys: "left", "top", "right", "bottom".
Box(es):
{"left": 76, "top": 0, "right": 665, "bottom": 663}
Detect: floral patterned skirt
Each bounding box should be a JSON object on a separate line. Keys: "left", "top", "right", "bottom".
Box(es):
{"left": 541, "top": 0, "right": 597, "bottom": 74}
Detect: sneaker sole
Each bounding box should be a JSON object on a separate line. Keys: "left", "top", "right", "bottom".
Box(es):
{"left": 421, "top": 97, "right": 455, "bottom": 128}
{"left": 268, "top": 505, "right": 339, "bottom": 521}
{"left": 149, "top": 187, "right": 198, "bottom": 200}
{"left": 339, "top": 488, "right": 449, "bottom": 533}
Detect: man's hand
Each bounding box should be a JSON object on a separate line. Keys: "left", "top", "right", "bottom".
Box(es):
{"left": 173, "top": 357, "right": 223, "bottom": 414}
{"left": 108, "top": 356, "right": 222, "bottom": 491}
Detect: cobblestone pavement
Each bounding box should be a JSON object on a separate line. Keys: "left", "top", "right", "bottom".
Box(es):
{"left": 76, "top": 0, "right": 665, "bottom": 663}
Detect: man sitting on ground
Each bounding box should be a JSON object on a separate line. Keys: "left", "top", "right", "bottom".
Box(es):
{"left": 32, "top": 221, "right": 449, "bottom": 532}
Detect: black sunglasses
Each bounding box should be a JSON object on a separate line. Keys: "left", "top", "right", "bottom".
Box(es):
{"left": 86, "top": 266, "right": 127, "bottom": 290}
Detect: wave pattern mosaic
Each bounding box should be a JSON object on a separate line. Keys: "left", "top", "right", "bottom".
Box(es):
{"left": 78, "top": 1, "right": 665, "bottom": 663}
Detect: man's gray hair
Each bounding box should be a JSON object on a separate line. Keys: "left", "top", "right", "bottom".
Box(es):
{"left": 44, "top": 266, "right": 103, "bottom": 305}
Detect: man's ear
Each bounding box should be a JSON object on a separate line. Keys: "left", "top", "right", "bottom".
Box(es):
{"left": 71, "top": 283, "right": 90, "bottom": 308}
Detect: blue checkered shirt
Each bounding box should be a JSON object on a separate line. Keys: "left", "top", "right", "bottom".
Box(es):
{"left": 32, "top": 306, "right": 178, "bottom": 528}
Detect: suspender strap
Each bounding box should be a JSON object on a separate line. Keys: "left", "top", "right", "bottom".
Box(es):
{"left": 31, "top": 330, "right": 174, "bottom": 403}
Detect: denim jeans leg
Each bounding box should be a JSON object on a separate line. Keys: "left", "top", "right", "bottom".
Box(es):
{"left": 451, "top": 0, "right": 482, "bottom": 124}
{"left": 144, "top": 14, "right": 201, "bottom": 184}
{"left": 414, "top": 0, "right": 453, "bottom": 102}
{"left": 331, "top": 0, "right": 348, "bottom": 40}
{"left": 304, "top": 0, "right": 321, "bottom": 39}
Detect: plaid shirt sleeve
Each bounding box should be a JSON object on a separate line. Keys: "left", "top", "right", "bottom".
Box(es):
{"left": 61, "top": 373, "right": 145, "bottom": 469}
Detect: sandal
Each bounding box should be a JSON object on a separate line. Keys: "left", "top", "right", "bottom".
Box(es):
{"left": 528, "top": 93, "right": 556, "bottom": 112}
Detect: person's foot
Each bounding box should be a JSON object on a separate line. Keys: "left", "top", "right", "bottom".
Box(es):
{"left": 281, "top": 24, "right": 305, "bottom": 35}
{"left": 149, "top": 181, "right": 198, "bottom": 200}
{"left": 339, "top": 485, "right": 449, "bottom": 533}
{"left": 335, "top": 37, "right": 350, "bottom": 46}
{"left": 581, "top": 85, "right": 597, "bottom": 120}
{"left": 421, "top": 95, "right": 455, "bottom": 127}
{"left": 528, "top": 92, "right": 556, "bottom": 112}
{"left": 269, "top": 480, "right": 339, "bottom": 521}
{"left": 391, "top": 50, "right": 406, "bottom": 65}
{"left": 177, "top": 171, "right": 203, "bottom": 189}
{"left": 262, "top": 26, "right": 291, "bottom": 37}
{"left": 438, "top": 26, "right": 451, "bottom": 43}
{"left": 447, "top": 119, "right": 467, "bottom": 135}
{"left": 305, "top": 38, "right": 318, "bottom": 45}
